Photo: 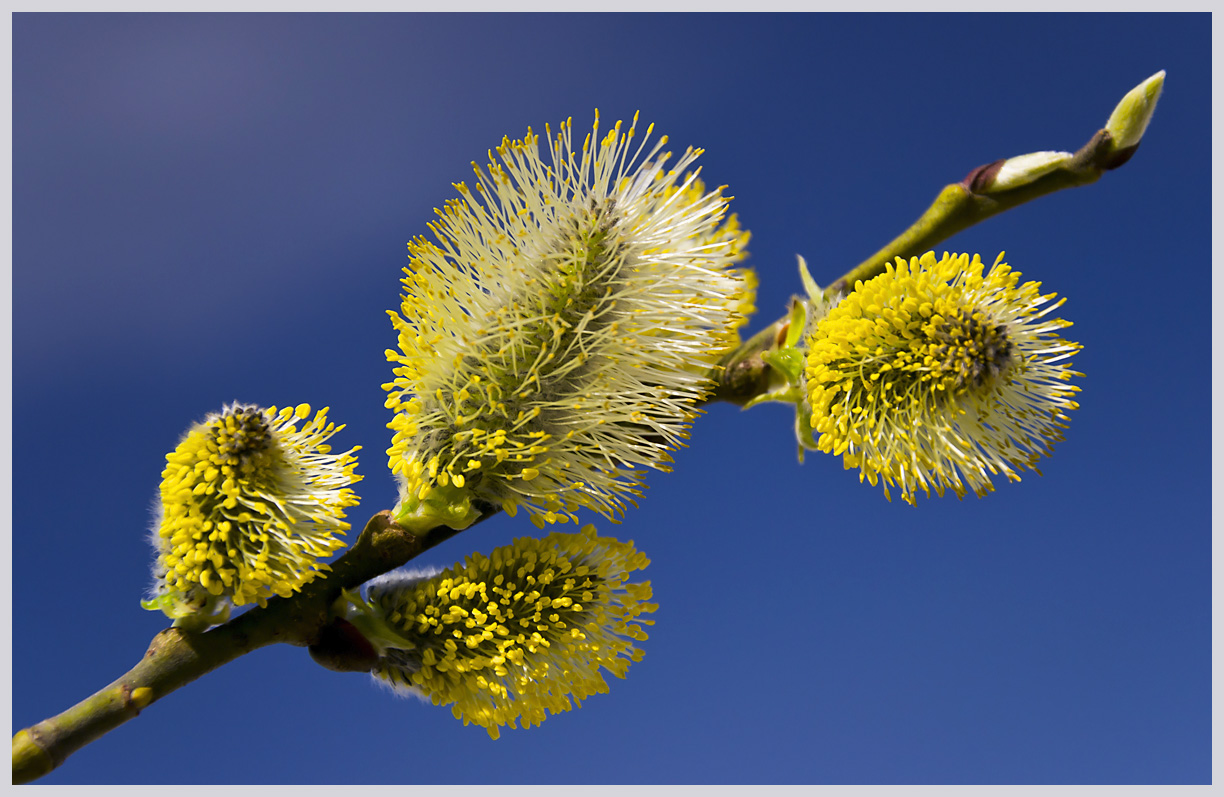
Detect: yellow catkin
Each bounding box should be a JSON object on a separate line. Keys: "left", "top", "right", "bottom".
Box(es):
{"left": 383, "top": 113, "right": 755, "bottom": 529}
{"left": 147, "top": 403, "right": 362, "bottom": 623}
{"left": 805, "top": 252, "right": 1082, "bottom": 504}
{"left": 351, "top": 525, "right": 655, "bottom": 739}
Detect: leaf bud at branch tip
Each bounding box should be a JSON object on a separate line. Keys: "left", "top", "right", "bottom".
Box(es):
{"left": 962, "top": 70, "right": 1165, "bottom": 194}
{"left": 1106, "top": 70, "right": 1165, "bottom": 151}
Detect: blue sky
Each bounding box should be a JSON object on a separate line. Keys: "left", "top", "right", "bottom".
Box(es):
{"left": 12, "top": 13, "right": 1210, "bottom": 784}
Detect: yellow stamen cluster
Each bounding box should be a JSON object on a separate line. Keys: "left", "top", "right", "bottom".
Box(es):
{"left": 148, "top": 403, "right": 361, "bottom": 621}
{"left": 805, "top": 252, "right": 1082, "bottom": 504}
{"left": 348, "top": 525, "right": 655, "bottom": 739}
{"left": 384, "top": 111, "right": 754, "bottom": 529}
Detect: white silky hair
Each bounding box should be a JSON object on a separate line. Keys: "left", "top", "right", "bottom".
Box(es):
{"left": 360, "top": 565, "right": 443, "bottom": 598}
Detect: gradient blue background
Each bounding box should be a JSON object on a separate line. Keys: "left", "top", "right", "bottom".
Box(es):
{"left": 13, "top": 13, "right": 1210, "bottom": 785}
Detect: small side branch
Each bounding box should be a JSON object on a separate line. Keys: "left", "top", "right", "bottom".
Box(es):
{"left": 826, "top": 128, "right": 1132, "bottom": 298}
{"left": 713, "top": 72, "right": 1163, "bottom": 408}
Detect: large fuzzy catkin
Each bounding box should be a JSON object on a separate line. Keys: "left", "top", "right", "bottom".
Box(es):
{"left": 805, "top": 252, "right": 1082, "bottom": 505}
{"left": 384, "top": 112, "right": 754, "bottom": 531}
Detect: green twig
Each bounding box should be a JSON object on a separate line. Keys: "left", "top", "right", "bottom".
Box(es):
{"left": 712, "top": 72, "right": 1163, "bottom": 406}
{"left": 825, "top": 128, "right": 1134, "bottom": 298}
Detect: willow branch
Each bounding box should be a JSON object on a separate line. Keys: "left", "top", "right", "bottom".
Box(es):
{"left": 13, "top": 72, "right": 1164, "bottom": 783}
{"left": 710, "top": 71, "right": 1163, "bottom": 408}
{"left": 825, "top": 128, "right": 1134, "bottom": 298}
{"left": 12, "top": 508, "right": 495, "bottom": 784}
